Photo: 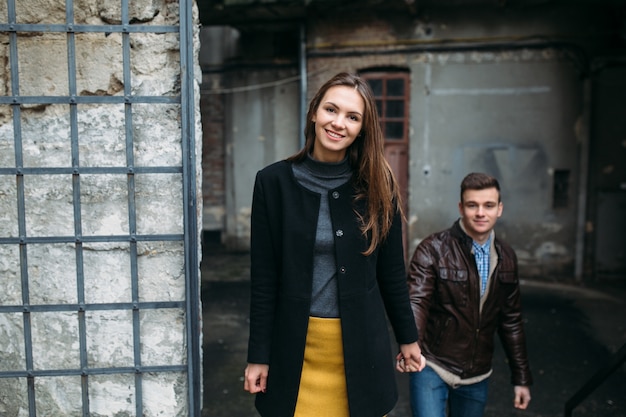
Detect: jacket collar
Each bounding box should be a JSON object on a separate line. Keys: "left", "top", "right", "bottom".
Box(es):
{"left": 453, "top": 218, "right": 499, "bottom": 255}
{"left": 451, "top": 218, "right": 472, "bottom": 247}
{"left": 451, "top": 217, "right": 496, "bottom": 248}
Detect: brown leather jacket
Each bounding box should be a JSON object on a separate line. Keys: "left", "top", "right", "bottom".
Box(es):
{"left": 407, "top": 219, "right": 533, "bottom": 386}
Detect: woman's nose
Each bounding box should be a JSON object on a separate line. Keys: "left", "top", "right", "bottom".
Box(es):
{"left": 331, "top": 115, "right": 345, "bottom": 128}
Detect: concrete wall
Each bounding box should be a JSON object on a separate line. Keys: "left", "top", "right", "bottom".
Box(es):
{"left": 302, "top": 5, "right": 609, "bottom": 278}
{"left": 223, "top": 69, "right": 300, "bottom": 249}
{"left": 407, "top": 55, "right": 581, "bottom": 277}
{"left": 304, "top": 50, "right": 582, "bottom": 278}
{"left": 0, "top": 0, "right": 203, "bottom": 415}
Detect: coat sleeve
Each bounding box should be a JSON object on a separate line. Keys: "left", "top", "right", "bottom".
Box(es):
{"left": 496, "top": 248, "right": 534, "bottom": 386}
{"left": 376, "top": 208, "right": 419, "bottom": 345}
{"left": 246, "top": 170, "right": 280, "bottom": 364}
{"left": 406, "top": 238, "right": 438, "bottom": 346}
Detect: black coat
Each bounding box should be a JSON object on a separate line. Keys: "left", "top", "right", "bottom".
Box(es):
{"left": 247, "top": 160, "right": 418, "bottom": 417}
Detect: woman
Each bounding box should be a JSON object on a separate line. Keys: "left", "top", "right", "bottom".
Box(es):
{"left": 243, "top": 72, "right": 424, "bottom": 417}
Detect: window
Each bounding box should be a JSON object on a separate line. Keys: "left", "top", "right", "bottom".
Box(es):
{"left": 361, "top": 72, "right": 410, "bottom": 142}
{"left": 553, "top": 169, "right": 570, "bottom": 208}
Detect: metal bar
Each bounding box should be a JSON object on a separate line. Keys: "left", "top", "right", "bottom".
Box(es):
{"left": 63, "top": 1, "right": 90, "bottom": 413}
{"left": 0, "top": 96, "right": 180, "bottom": 105}
{"left": 0, "top": 234, "right": 184, "bottom": 245}
{"left": 179, "top": 0, "right": 201, "bottom": 414}
{"left": 0, "top": 166, "right": 183, "bottom": 175}
{"left": 0, "top": 301, "right": 185, "bottom": 314}
{"left": 5, "top": 0, "right": 36, "bottom": 414}
{"left": 130, "top": 237, "right": 143, "bottom": 417}
{"left": 118, "top": 1, "right": 146, "bottom": 413}
{"left": 564, "top": 343, "right": 626, "bottom": 416}
{"left": 0, "top": 364, "right": 187, "bottom": 379}
{"left": 0, "top": 23, "right": 178, "bottom": 33}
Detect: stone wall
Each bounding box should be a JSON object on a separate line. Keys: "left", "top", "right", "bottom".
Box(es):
{"left": 0, "top": 0, "right": 202, "bottom": 415}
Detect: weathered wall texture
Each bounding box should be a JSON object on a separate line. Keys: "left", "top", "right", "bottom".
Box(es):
{"left": 302, "top": 8, "right": 595, "bottom": 278}
{"left": 222, "top": 69, "right": 300, "bottom": 249}
{"left": 201, "top": 4, "right": 626, "bottom": 278}
{"left": 0, "top": 0, "right": 202, "bottom": 415}
{"left": 226, "top": 48, "right": 583, "bottom": 277}
{"left": 199, "top": 63, "right": 300, "bottom": 248}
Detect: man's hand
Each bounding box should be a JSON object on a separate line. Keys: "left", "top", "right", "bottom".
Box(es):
{"left": 244, "top": 363, "right": 269, "bottom": 393}
{"left": 514, "top": 385, "right": 531, "bottom": 409}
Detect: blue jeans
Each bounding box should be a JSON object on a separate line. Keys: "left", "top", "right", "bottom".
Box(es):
{"left": 409, "top": 365, "right": 489, "bottom": 417}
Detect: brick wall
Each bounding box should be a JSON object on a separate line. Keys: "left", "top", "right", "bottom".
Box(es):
{"left": 201, "top": 73, "right": 226, "bottom": 232}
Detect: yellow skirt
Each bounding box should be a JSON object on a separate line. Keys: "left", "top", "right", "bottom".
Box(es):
{"left": 294, "top": 316, "right": 350, "bottom": 417}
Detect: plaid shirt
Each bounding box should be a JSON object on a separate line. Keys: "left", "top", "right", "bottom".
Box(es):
{"left": 472, "top": 237, "right": 491, "bottom": 296}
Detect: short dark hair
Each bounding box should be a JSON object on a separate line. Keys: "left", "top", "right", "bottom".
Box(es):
{"left": 460, "top": 172, "right": 501, "bottom": 202}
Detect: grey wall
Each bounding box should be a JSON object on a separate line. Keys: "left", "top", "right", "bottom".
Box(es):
{"left": 222, "top": 69, "right": 300, "bottom": 249}
{"left": 409, "top": 54, "right": 582, "bottom": 277}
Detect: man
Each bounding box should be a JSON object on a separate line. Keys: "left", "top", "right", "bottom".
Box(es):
{"left": 407, "top": 172, "right": 532, "bottom": 417}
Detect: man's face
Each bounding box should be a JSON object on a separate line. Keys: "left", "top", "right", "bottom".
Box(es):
{"left": 458, "top": 187, "right": 503, "bottom": 242}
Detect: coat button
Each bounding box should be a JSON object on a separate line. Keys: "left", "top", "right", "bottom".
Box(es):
{"left": 332, "top": 191, "right": 340, "bottom": 199}
{"left": 335, "top": 229, "right": 344, "bottom": 237}
{"left": 339, "top": 266, "right": 346, "bottom": 274}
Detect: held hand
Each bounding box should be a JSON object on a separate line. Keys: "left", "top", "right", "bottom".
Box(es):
{"left": 244, "top": 363, "right": 269, "bottom": 394}
{"left": 513, "top": 385, "right": 531, "bottom": 410}
{"left": 396, "top": 342, "right": 426, "bottom": 373}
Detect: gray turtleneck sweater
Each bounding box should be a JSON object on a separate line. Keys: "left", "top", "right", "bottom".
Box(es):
{"left": 292, "top": 155, "right": 352, "bottom": 318}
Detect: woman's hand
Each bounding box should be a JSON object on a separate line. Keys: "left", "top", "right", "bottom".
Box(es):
{"left": 395, "top": 342, "right": 426, "bottom": 373}
{"left": 244, "top": 363, "right": 269, "bottom": 393}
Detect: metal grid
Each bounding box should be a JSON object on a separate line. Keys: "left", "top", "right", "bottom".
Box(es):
{"left": 0, "top": 0, "right": 201, "bottom": 415}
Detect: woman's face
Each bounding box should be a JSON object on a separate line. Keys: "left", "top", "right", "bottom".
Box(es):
{"left": 311, "top": 85, "right": 364, "bottom": 163}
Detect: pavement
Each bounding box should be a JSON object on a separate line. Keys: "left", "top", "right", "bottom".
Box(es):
{"left": 200, "top": 250, "right": 626, "bottom": 417}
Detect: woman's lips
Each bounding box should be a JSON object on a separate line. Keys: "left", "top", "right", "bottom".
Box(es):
{"left": 326, "top": 129, "right": 344, "bottom": 140}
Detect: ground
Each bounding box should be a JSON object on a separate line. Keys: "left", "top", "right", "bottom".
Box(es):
{"left": 201, "top": 251, "right": 626, "bottom": 417}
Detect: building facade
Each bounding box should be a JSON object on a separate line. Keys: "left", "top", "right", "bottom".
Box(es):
{"left": 199, "top": 0, "right": 626, "bottom": 281}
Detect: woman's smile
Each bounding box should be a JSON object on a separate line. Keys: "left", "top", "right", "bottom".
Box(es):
{"left": 325, "top": 129, "right": 345, "bottom": 140}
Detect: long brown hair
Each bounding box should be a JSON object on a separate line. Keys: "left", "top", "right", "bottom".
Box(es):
{"left": 288, "top": 72, "right": 402, "bottom": 255}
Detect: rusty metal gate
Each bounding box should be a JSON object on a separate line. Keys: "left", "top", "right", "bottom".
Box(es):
{"left": 0, "top": 0, "right": 201, "bottom": 415}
